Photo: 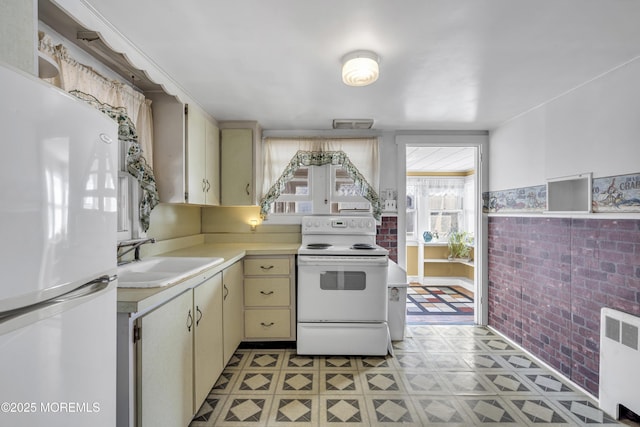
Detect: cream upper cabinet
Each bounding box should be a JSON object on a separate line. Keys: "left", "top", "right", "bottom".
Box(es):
{"left": 186, "top": 106, "right": 207, "bottom": 205}
{"left": 220, "top": 122, "right": 262, "bottom": 206}
{"left": 150, "top": 92, "right": 219, "bottom": 206}
{"left": 205, "top": 119, "right": 221, "bottom": 205}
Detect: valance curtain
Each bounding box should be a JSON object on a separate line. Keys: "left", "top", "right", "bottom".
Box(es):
{"left": 262, "top": 137, "right": 379, "bottom": 198}
{"left": 38, "top": 32, "right": 158, "bottom": 231}
{"left": 38, "top": 32, "right": 154, "bottom": 166}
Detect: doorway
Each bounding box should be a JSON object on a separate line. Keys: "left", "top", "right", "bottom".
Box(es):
{"left": 395, "top": 133, "right": 488, "bottom": 326}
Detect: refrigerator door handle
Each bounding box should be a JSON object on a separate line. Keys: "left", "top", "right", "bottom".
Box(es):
{"left": 1, "top": 276, "right": 115, "bottom": 325}
{"left": 50, "top": 275, "right": 115, "bottom": 303}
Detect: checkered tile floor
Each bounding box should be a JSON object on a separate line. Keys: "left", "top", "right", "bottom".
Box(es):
{"left": 189, "top": 325, "right": 623, "bottom": 426}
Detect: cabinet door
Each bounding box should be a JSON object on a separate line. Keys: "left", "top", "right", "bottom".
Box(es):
{"left": 193, "top": 273, "right": 223, "bottom": 411}
{"left": 138, "top": 291, "right": 193, "bottom": 427}
{"left": 204, "top": 120, "right": 220, "bottom": 205}
{"left": 220, "top": 128, "right": 253, "bottom": 205}
{"left": 222, "top": 261, "right": 244, "bottom": 364}
{"left": 186, "top": 105, "right": 206, "bottom": 205}
{"left": 148, "top": 93, "right": 187, "bottom": 203}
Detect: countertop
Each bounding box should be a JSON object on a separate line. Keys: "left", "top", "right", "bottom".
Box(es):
{"left": 117, "top": 242, "right": 299, "bottom": 315}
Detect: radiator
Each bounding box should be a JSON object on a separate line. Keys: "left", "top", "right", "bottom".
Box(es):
{"left": 599, "top": 308, "right": 640, "bottom": 418}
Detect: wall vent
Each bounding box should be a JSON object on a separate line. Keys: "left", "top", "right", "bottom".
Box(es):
{"left": 332, "top": 119, "right": 374, "bottom": 130}
{"left": 600, "top": 308, "right": 640, "bottom": 418}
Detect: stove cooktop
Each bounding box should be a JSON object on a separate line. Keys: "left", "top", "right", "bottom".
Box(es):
{"left": 298, "top": 216, "right": 388, "bottom": 256}
{"left": 298, "top": 243, "right": 388, "bottom": 256}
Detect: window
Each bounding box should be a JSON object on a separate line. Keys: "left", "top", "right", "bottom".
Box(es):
{"left": 117, "top": 139, "right": 141, "bottom": 241}
{"left": 269, "top": 166, "right": 312, "bottom": 214}
{"left": 261, "top": 137, "right": 379, "bottom": 221}
{"left": 406, "top": 176, "right": 473, "bottom": 240}
{"left": 267, "top": 163, "right": 370, "bottom": 216}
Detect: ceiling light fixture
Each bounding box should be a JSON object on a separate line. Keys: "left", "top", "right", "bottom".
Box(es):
{"left": 341, "top": 50, "right": 379, "bottom": 87}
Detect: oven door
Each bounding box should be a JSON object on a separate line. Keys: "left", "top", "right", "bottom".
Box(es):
{"left": 297, "top": 255, "right": 388, "bottom": 322}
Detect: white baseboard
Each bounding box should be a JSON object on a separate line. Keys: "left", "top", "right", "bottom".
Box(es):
{"left": 487, "top": 325, "right": 597, "bottom": 404}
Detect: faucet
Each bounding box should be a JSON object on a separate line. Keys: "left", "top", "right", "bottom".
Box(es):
{"left": 117, "top": 238, "right": 156, "bottom": 265}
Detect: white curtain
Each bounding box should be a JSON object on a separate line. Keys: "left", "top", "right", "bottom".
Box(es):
{"left": 262, "top": 137, "right": 379, "bottom": 197}
{"left": 38, "top": 32, "right": 154, "bottom": 166}
{"left": 408, "top": 177, "right": 465, "bottom": 197}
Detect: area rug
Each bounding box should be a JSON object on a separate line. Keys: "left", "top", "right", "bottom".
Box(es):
{"left": 406, "top": 285, "right": 474, "bottom": 325}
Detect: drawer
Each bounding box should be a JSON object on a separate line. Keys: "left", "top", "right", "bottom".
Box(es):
{"left": 244, "top": 258, "right": 290, "bottom": 276}
{"left": 244, "top": 309, "right": 291, "bottom": 338}
{"left": 244, "top": 278, "right": 290, "bottom": 307}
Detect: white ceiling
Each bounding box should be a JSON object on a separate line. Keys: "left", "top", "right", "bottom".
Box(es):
{"left": 406, "top": 147, "right": 475, "bottom": 173}
{"left": 74, "top": 1, "right": 640, "bottom": 132}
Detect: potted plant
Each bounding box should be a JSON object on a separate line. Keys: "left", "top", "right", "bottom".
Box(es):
{"left": 447, "top": 231, "right": 472, "bottom": 260}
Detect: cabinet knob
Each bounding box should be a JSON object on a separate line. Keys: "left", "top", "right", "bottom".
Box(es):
{"left": 260, "top": 290, "right": 274, "bottom": 295}
{"left": 260, "top": 265, "right": 274, "bottom": 270}
{"left": 260, "top": 322, "right": 274, "bottom": 327}
{"left": 245, "top": 183, "right": 250, "bottom": 195}
{"left": 223, "top": 284, "right": 229, "bottom": 300}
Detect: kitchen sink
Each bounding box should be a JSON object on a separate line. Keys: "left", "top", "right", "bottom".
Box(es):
{"left": 117, "top": 256, "right": 224, "bottom": 288}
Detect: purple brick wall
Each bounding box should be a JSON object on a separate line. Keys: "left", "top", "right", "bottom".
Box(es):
{"left": 377, "top": 216, "right": 398, "bottom": 263}
{"left": 488, "top": 216, "right": 640, "bottom": 396}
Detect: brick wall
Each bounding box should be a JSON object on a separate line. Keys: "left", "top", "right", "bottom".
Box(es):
{"left": 488, "top": 216, "right": 640, "bottom": 396}
{"left": 377, "top": 215, "right": 398, "bottom": 263}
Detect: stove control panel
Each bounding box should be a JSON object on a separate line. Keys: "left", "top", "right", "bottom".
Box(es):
{"left": 302, "top": 216, "right": 376, "bottom": 234}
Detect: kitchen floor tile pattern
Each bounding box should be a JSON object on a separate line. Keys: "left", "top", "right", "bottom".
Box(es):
{"left": 189, "top": 325, "right": 622, "bottom": 426}
{"left": 406, "top": 285, "right": 475, "bottom": 325}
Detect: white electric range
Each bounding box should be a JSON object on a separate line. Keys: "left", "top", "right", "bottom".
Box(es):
{"left": 296, "top": 215, "right": 390, "bottom": 356}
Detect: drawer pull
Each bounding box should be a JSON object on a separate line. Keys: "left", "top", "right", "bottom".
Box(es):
{"left": 260, "top": 322, "right": 274, "bottom": 327}
{"left": 260, "top": 265, "right": 274, "bottom": 270}
{"left": 260, "top": 290, "right": 274, "bottom": 295}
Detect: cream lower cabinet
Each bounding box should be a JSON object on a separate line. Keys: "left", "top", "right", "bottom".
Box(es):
{"left": 137, "top": 290, "right": 193, "bottom": 427}
{"left": 133, "top": 272, "right": 224, "bottom": 427}
{"left": 243, "top": 255, "right": 296, "bottom": 341}
{"left": 193, "top": 273, "right": 224, "bottom": 410}
{"left": 117, "top": 261, "right": 246, "bottom": 427}
{"left": 222, "top": 261, "right": 244, "bottom": 365}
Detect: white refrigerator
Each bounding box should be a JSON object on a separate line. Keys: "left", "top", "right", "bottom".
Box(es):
{"left": 0, "top": 63, "right": 117, "bottom": 427}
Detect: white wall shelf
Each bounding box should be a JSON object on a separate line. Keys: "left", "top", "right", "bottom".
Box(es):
{"left": 424, "top": 258, "right": 475, "bottom": 267}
